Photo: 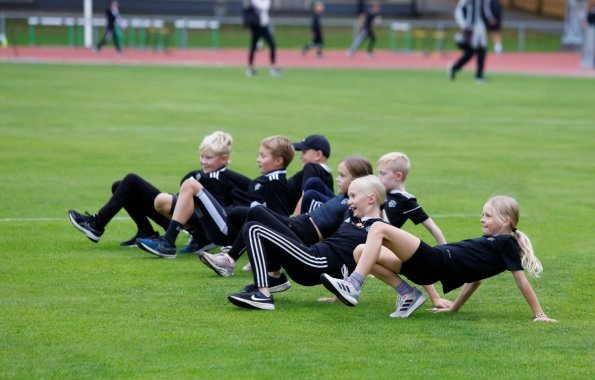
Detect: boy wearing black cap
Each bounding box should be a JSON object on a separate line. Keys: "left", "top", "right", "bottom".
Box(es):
{"left": 288, "top": 134, "right": 334, "bottom": 215}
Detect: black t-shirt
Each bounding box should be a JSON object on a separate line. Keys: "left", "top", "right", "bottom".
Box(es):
{"left": 363, "top": 10, "right": 380, "bottom": 30}
{"left": 287, "top": 163, "right": 334, "bottom": 211}
{"left": 231, "top": 169, "right": 289, "bottom": 216}
{"left": 436, "top": 234, "right": 523, "bottom": 293}
{"left": 384, "top": 190, "right": 429, "bottom": 228}
{"left": 180, "top": 167, "right": 251, "bottom": 207}
{"left": 588, "top": 6, "right": 595, "bottom": 25}
{"left": 311, "top": 13, "right": 321, "bottom": 35}
{"left": 313, "top": 216, "right": 385, "bottom": 274}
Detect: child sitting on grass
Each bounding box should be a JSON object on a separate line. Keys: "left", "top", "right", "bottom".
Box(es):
{"left": 137, "top": 135, "right": 294, "bottom": 259}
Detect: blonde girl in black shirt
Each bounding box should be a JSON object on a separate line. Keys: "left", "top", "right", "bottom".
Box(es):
{"left": 322, "top": 195, "right": 558, "bottom": 322}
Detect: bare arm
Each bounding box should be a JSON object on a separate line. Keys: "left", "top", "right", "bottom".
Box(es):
{"left": 431, "top": 281, "right": 481, "bottom": 313}
{"left": 421, "top": 218, "right": 447, "bottom": 245}
{"left": 423, "top": 284, "right": 454, "bottom": 308}
{"left": 512, "top": 270, "right": 558, "bottom": 322}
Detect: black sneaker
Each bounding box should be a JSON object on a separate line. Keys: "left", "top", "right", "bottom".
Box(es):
{"left": 448, "top": 65, "right": 456, "bottom": 81}
{"left": 179, "top": 235, "right": 217, "bottom": 254}
{"left": 228, "top": 287, "right": 275, "bottom": 310}
{"left": 68, "top": 210, "right": 104, "bottom": 242}
{"left": 137, "top": 236, "right": 176, "bottom": 259}
{"left": 268, "top": 273, "right": 291, "bottom": 293}
{"left": 120, "top": 232, "right": 159, "bottom": 247}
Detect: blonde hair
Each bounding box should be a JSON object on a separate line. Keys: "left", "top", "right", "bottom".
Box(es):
{"left": 200, "top": 131, "right": 233, "bottom": 157}
{"left": 261, "top": 135, "right": 295, "bottom": 169}
{"left": 341, "top": 156, "right": 373, "bottom": 179}
{"left": 485, "top": 195, "right": 543, "bottom": 278}
{"left": 349, "top": 175, "right": 387, "bottom": 218}
{"left": 378, "top": 152, "right": 410, "bottom": 180}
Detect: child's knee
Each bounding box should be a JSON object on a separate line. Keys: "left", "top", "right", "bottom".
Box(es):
{"left": 154, "top": 193, "right": 172, "bottom": 214}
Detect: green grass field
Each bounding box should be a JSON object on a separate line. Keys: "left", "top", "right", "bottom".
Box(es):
{"left": 1, "top": 62, "right": 594, "bottom": 378}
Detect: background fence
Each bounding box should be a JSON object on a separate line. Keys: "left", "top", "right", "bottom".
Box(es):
{"left": 0, "top": 11, "right": 565, "bottom": 53}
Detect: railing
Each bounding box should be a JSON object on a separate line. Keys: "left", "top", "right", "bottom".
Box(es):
{"left": 0, "top": 11, "right": 566, "bottom": 53}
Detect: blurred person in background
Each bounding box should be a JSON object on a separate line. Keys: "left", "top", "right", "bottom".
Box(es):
{"left": 246, "top": 0, "right": 282, "bottom": 77}
{"left": 449, "top": 0, "right": 490, "bottom": 82}
{"left": 95, "top": 1, "right": 123, "bottom": 55}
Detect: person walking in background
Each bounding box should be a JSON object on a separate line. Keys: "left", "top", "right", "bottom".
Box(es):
{"left": 95, "top": 1, "right": 123, "bottom": 55}
{"left": 356, "top": 0, "right": 366, "bottom": 17}
{"left": 301, "top": 1, "right": 325, "bottom": 58}
{"left": 347, "top": 1, "right": 381, "bottom": 58}
{"left": 246, "top": 0, "right": 282, "bottom": 77}
{"left": 449, "top": 0, "right": 489, "bottom": 82}
{"left": 485, "top": 0, "right": 503, "bottom": 54}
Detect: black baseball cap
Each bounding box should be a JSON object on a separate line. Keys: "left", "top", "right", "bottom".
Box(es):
{"left": 293, "top": 135, "right": 331, "bottom": 158}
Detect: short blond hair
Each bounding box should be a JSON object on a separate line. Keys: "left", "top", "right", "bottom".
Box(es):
{"left": 261, "top": 135, "right": 295, "bottom": 169}
{"left": 200, "top": 131, "right": 233, "bottom": 157}
{"left": 350, "top": 175, "right": 386, "bottom": 218}
{"left": 378, "top": 152, "right": 410, "bottom": 179}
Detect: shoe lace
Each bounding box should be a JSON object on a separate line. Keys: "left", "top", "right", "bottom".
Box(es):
{"left": 242, "top": 284, "right": 258, "bottom": 294}
{"left": 341, "top": 264, "right": 349, "bottom": 280}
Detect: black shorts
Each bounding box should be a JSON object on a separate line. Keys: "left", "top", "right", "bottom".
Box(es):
{"left": 486, "top": 20, "right": 501, "bottom": 32}
{"left": 400, "top": 241, "right": 445, "bottom": 285}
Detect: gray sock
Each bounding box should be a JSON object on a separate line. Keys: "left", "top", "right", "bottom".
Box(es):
{"left": 348, "top": 272, "right": 366, "bottom": 291}
{"left": 395, "top": 281, "right": 414, "bottom": 295}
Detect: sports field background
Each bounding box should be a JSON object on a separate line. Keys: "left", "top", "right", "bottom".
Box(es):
{"left": 1, "top": 62, "right": 594, "bottom": 378}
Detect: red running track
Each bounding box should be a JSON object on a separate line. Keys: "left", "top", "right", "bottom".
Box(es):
{"left": 1, "top": 46, "right": 594, "bottom": 77}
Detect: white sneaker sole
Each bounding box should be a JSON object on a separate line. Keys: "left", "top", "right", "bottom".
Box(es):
{"left": 228, "top": 295, "right": 275, "bottom": 310}
{"left": 269, "top": 281, "right": 291, "bottom": 293}
{"left": 138, "top": 242, "right": 176, "bottom": 259}
{"left": 320, "top": 274, "right": 358, "bottom": 307}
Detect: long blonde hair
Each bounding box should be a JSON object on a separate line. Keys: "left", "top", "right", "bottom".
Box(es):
{"left": 485, "top": 195, "right": 543, "bottom": 278}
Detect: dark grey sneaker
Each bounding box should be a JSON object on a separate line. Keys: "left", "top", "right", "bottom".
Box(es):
{"left": 120, "top": 232, "right": 159, "bottom": 247}
{"left": 228, "top": 287, "right": 275, "bottom": 310}
{"left": 137, "top": 236, "right": 176, "bottom": 259}
{"left": 268, "top": 273, "right": 291, "bottom": 293}
{"left": 68, "top": 210, "right": 104, "bottom": 242}
{"left": 179, "top": 235, "right": 217, "bottom": 254}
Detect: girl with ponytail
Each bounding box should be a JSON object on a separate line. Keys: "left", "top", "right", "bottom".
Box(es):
{"left": 321, "top": 195, "right": 557, "bottom": 322}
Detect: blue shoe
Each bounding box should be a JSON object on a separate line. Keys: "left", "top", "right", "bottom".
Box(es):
{"left": 137, "top": 236, "right": 176, "bottom": 259}
{"left": 179, "top": 235, "right": 216, "bottom": 254}
{"left": 120, "top": 231, "right": 159, "bottom": 248}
